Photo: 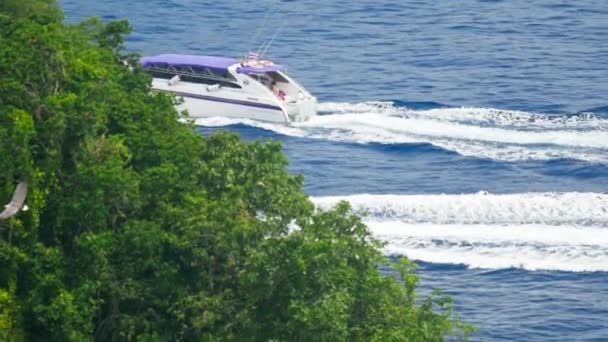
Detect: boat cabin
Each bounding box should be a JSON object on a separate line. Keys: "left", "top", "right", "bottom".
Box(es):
{"left": 140, "top": 54, "right": 308, "bottom": 102}
{"left": 139, "top": 54, "right": 316, "bottom": 123}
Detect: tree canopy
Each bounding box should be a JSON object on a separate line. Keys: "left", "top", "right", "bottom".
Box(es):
{"left": 0, "top": 1, "right": 472, "bottom": 341}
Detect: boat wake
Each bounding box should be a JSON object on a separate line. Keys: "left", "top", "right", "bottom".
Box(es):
{"left": 197, "top": 103, "right": 608, "bottom": 271}
{"left": 311, "top": 192, "right": 608, "bottom": 272}
{"left": 195, "top": 101, "right": 608, "bottom": 163}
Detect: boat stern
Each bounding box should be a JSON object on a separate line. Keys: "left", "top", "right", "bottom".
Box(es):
{"left": 285, "top": 96, "right": 317, "bottom": 122}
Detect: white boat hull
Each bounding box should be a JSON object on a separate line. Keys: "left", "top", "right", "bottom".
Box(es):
{"left": 165, "top": 89, "right": 289, "bottom": 123}
{"left": 180, "top": 96, "right": 287, "bottom": 123}
{"left": 151, "top": 78, "right": 316, "bottom": 124}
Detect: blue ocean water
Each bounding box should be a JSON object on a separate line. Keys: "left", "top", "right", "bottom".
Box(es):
{"left": 61, "top": 1, "right": 608, "bottom": 340}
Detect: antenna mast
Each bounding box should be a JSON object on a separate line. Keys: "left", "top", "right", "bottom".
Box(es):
{"left": 260, "top": 20, "right": 286, "bottom": 59}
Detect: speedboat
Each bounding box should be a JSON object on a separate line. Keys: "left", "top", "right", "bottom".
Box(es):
{"left": 140, "top": 54, "right": 317, "bottom": 123}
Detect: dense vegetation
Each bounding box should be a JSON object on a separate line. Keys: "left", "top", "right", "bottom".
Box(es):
{"left": 0, "top": 1, "right": 472, "bottom": 340}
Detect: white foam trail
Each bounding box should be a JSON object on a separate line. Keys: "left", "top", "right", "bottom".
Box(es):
{"left": 371, "top": 222, "right": 608, "bottom": 272}
{"left": 318, "top": 102, "right": 608, "bottom": 130}
{"left": 193, "top": 116, "right": 309, "bottom": 136}
{"left": 370, "top": 222, "right": 608, "bottom": 246}
{"left": 300, "top": 113, "right": 608, "bottom": 148}
{"left": 194, "top": 102, "right": 608, "bottom": 163}
{"left": 312, "top": 192, "right": 608, "bottom": 225}
{"left": 313, "top": 192, "right": 608, "bottom": 272}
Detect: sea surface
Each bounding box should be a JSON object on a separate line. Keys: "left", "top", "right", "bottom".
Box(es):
{"left": 61, "top": 1, "right": 608, "bottom": 340}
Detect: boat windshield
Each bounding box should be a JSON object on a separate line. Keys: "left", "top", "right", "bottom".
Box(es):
{"left": 249, "top": 71, "right": 289, "bottom": 87}
{"left": 247, "top": 71, "right": 294, "bottom": 101}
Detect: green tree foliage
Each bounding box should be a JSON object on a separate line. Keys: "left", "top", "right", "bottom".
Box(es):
{"left": 0, "top": 1, "right": 473, "bottom": 340}
{"left": 0, "top": 0, "right": 62, "bottom": 24}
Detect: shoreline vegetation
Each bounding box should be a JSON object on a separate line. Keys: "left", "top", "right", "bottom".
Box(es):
{"left": 0, "top": 1, "right": 473, "bottom": 340}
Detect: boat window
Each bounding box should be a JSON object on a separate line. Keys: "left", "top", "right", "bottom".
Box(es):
{"left": 148, "top": 68, "right": 173, "bottom": 79}
{"left": 248, "top": 74, "right": 273, "bottom": 87}
{"left": 267, "top": 71, "right": 289, "bottom": 83}
{"left": 144, "top": 65, "right": 241, "bottom": 89}
{"left": 179, "top": 74, "right": 241, "bottom": 88}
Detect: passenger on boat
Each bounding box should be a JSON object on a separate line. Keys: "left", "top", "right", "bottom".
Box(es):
{"left": 271, "top": 81, "right": 286, "bottom": 101}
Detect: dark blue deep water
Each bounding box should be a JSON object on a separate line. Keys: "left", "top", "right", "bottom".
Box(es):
{"left": 62, "top": 1, "right": 608, "bottom": 340}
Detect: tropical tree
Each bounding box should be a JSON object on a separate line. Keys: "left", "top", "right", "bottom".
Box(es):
{"left": 0, "top": 1, "right": 472, "bottom": 340}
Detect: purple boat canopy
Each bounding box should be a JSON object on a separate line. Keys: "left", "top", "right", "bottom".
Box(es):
{"left": 140, "top": 54, "right": 238, "bottom": 70}
{"left": 140, "top": 54, "right": 285, "bottom": 74}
